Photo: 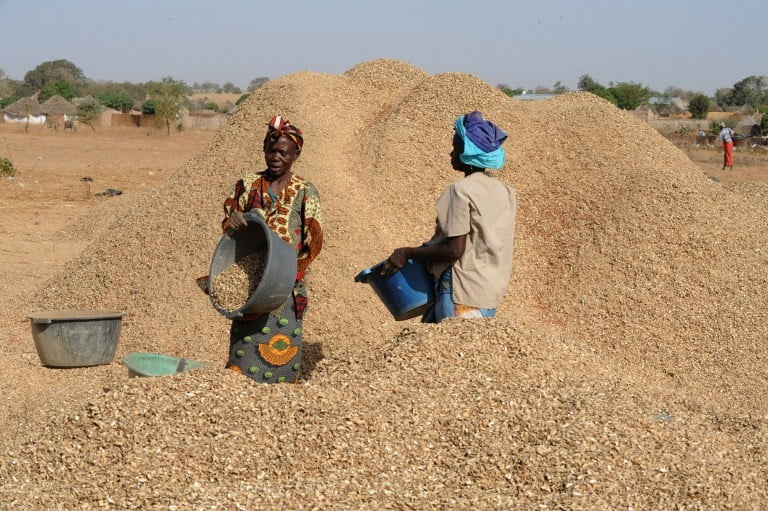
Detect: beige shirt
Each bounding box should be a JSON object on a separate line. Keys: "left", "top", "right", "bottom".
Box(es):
{"left": 428, "top": 172, "right": 516, "bottom": 309}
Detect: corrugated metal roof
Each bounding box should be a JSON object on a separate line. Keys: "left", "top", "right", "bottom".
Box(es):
{"left": 513, "top": 93, "right": 555, "bottom": 101}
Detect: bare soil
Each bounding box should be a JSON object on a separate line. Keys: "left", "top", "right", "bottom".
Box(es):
{"left": 0, "top": 124, "right": 214, "bottom": 298}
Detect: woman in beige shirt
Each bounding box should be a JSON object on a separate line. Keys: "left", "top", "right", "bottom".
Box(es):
{"left": 385, "top": 111, "right": 516, "bottom": 323}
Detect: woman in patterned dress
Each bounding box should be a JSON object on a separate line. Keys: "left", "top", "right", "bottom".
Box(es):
{"left": 218, "top": 115, "right": 323, "bottom": 383}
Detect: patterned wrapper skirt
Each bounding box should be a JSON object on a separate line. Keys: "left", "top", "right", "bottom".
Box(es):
{"left": 226, "top": 297, "right": 303, "bottom": 383}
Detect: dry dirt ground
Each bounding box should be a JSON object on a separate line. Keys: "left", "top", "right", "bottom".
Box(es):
{"left": 0, "top": 123, "right": 214, "bottom": 300}
{"left": 2, "top": 66, "right": 768, "bottom": 509}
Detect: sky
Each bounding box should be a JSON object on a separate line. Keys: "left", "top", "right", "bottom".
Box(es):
{"left": 1, "top": 0, "right": 765, "bottom": 96}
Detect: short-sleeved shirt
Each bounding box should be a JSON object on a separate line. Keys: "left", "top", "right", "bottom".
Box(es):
{"left": 427, "top": 172, "right": 517, "bottom": 309}
{"left": 718, "top": 127, "right": 735, "bottom": 143}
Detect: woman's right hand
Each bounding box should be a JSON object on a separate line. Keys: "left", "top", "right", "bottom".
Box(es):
{"left": 229, "top": 210, "right": 247, "bottom": 230}
{"left": 381, "top": 247, "right": 410, "bottom": 276}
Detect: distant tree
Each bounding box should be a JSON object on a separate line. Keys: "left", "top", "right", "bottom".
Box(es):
{"left": 534, "top": 85, "right": 552, "bottom": 94}
{"left": 24, "top": 59, "right": 85, "bottom": 91}
{"left": 248, "top": 77, "right": 269, "bottom": 91}
{"left": 577, "top": 74, "right": 601, "bottom": 92}
{"left": 577, "top": 74, "right": 618, "bottom": 106}
{"left": 497, "top": 84, "right": 524, "bottom": 97}
{"left": 82, "top": 81, "right": 149, "bottom": 103}
{"left": 663, "top": 86, "right": 700, "bottom": 101}
{"left": 96, "top": 91, "right": 135, "bottom": 113}
{"left": 610, "top": 82, "right": 651, "bottom": 110}
{"left": 200, "top": 81, "right": 219, "bottom": 93}
{"left": 149, "top": 76, "right": 186, "bottom": 136}
{"left": 0, "top": 68, "right": 14, "bottom": 98}
{"left": 75, "top": 97, "right": 104, "bottom": 132}
{"left": 688, "top": 94, "right": 710, "bottom": 119}
{"left": 552, "top": 81, "right": 569, "bottom": 94}
{"left": 39, "top": 80, "right": 76, "bottom": 102}
{"left": 221, "top": 82, "right": 241, "bottom": 94}
{"left": 714, "top": 88, "right": 732, "bottom": 108}
{"left": 142, "top": 99, "right": 157, "bottom": 115}
{"left": 730, "top": 75, "right": 768, "bottom": 109}
{"left": 0, "top": 96, "right": 20, "bottom": 109}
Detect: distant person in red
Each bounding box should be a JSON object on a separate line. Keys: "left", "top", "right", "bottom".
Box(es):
{"left": 717, "top": 121, "right": 735, "bottom": 171}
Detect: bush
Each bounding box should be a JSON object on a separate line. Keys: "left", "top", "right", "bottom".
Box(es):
{"left": 204, "top": 101, "right": 220, "bottom": 112}
{"left": 142, "top": 99, "right": 157, "bottom": 115}
{"left": 0, "top": 96, "right": 20, "bottom": 109}
{"left": 711, "top": 119, "right": 736, "bottom": 133}
{"left": 0, "top": 157, "right": 16, "bottom": 177}
{"left": 75, "top": 97, "right": 104, "bottom": 132}
{"left": 39, "top": 80, "right": 76, "bottom": 102}
{"left": 688, "top": 94, "right": 710, "bottom": 119}
{"left": 96, "top": 91, "right": 135, "bottom": 113}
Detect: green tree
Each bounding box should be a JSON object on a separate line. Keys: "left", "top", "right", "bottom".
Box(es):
{"left": 577, "top": 74, "right": 619, "bottom": 106}
{"left": 149, "top": 76, "right": 186, "bottom": 136}
{"left": 83, "top": 81, "right": 149, "bottom": 104}
{"left": 221, "top": 82, "right": 241, "bottom": 94}
{"left": 24, "top": 59, "right": 85, "bottom": 91}
{"left": 552, "top": 81, "right": 569, "bottom": 94}
{"left": 0, "top": 96, "right": 20, "bottom": 109}
{"left": 610, "top": 82, "right": 651, "bottom": 110}
{"left": 0, "top": 68, "right": 15, "bottom": 98}
{"left": 96, "top": 91, "right": 135, "bottom": 113}
{"left": 75, "top": 97, "right": 104, "bottom": 132}
{"left": 39, "top": 80, "right": 77, "bottom": 102}
{"left": 199, "top": 81, "right": 219, "bottom": 93}
{"left": 248, "top": 77, "right": 269, "bottom": 91}
{"left": 497, "top": 84, "right": 524, "bottom": 97}
{"left": 235, "top": 93, "right": 250, "bottom": 106}
{"left": 142, "top": 99, "right": 157, "bottom": 115}
{"left": 730, "top": 75, "right": 768, "bottom": 109}
{"left": 688, "top": 94, "right": 710, "bottom": 119}
{"left": 577, "top": 74, "right": 601, "bottom": 92}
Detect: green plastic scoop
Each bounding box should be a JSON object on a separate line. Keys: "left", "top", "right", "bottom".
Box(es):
{"left": 123, "top": 352, "right": 210, "bottom": 377}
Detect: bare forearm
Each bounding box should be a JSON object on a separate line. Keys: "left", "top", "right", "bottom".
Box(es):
{"left": 404, "top": 242, "right": 459, "bottom": 263}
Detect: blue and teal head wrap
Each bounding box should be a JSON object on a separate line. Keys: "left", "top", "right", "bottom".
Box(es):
{"left": 454, "top": 111, "right": 507, "bottom": 170}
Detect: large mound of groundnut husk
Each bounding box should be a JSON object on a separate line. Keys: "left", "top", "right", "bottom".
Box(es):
{"left": 1, "top": 59, "right": 767, "bottom": 509}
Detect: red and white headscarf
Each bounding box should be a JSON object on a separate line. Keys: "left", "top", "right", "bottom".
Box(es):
{"left": 263, "top": 115, "right": 304, "bottom": 151}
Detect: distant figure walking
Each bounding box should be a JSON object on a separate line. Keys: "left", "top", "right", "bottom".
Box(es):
{"left": 717, "top": 121, "right": 735, "bottom": 171}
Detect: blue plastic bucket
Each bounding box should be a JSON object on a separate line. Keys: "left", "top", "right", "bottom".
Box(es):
{"left": 355, "top": 259, "right": 436, "bottom": 321}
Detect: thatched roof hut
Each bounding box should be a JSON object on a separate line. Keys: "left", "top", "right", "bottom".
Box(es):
{"left": 3, "top": 96, "right": 42, "bottom": 116}
{"left": 41, "top": 95, "right": 75, "bottom": 115}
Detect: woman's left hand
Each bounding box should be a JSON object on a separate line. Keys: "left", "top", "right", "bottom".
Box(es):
{"left": 229, "top": 210, "right": 247, "bottom": 230}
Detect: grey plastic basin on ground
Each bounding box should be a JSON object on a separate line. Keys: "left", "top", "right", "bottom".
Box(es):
{"left": 208, "top": 212, "right": 297, "bottom": 319}
{"left": 27, "top": 309, "right": 123, "bottom": 368}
